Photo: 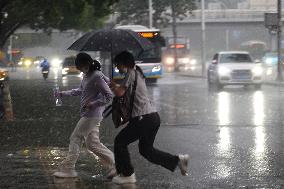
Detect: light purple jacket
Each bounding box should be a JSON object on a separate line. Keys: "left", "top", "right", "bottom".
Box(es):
{"left": 62, "top": 71, "right": 113, "bottom": 119}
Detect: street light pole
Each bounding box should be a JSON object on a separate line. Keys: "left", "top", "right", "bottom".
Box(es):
{"left": 201, "top": 0, "right": 206, "bottom": 77}
{"left": 8, "top": 36, "right": 13, "bottom": 62}
{"left": 149, "top": 0, "right": 153, "bottom": 28}
{"left": 277, "top": 0, "right": 283, "bottom": 81}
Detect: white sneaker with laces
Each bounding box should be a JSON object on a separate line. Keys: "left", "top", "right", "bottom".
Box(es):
{"left": 178, "top": 154, "right": 189, "bottom": 176}
{"left": 112, "top": 173, "right": 136, "bottom": 184}
{"left": 53, "top": 168, "right": 78, "bottom": 178}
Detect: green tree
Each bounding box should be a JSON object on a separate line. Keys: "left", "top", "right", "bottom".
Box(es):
{"left": 0, "top": 0, "right": 117, "bottom": 48}
{"left": 114, "top": 0, "right": 196, "bottom": 28}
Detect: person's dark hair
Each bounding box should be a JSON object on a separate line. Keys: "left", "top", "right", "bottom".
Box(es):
{"left": 75, "top": 52, "right": 101, "bottom": 72}
{"left": 114, "top": 51, "right": 145, "bottom": 78}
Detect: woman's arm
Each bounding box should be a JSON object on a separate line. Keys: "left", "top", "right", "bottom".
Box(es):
{"left": 60, "top": 88, "right": 82, "bottom": 97}
{"left": 86, "top": 76, "right": 114, "bottom": 109}
{"left": 57, "top": 82, "right": 83, "bottom": 97}
{"left": 109, "top": 80, "right": 127, "bottom": 97}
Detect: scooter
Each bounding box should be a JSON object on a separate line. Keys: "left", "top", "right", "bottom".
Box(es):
{"left": 42, "top": 68, "right": 49, "bottom": 80}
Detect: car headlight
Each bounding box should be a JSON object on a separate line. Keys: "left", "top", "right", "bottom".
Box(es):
{"left": 114, "top": 67, "right": 119, "bottom": 73}
{"left": 218, "top": 66, "right": 231, "bottom": 75}
{"left": 265, "top": 58, "right": 273, "bottom": 65}
{"left": 24, "top": 60, "right": 32, "bottom": 67}
{"left": 165, "top": 57, "right": 174, "bottom": 65}
{"left": 152, "top": 66, "right": 161, "bottom": 72}
{"left": 51, "top": 58, "right": 62, "bottom": 67}
{"left": 252, "top": 66, "right": 263, "bottom": 76}
{"left": 190, "top": 59, "right": 197, "bottom": 65}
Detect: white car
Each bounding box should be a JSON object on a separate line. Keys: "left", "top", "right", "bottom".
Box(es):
{"left": 207, "top": 51, "right": 263, "bottom": 90}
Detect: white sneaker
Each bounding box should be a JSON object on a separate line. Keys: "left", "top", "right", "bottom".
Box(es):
{"left": 53, "top": 168, "right": 78, "bottom": 178}
{"left": 106, "top": 168, "right": 117, "bottom": 180}
{"left": 178, "top": 154, "right": 189, "bottom": 176}
{"left": 112, "top": 173, "right": 136, "bottom": 184}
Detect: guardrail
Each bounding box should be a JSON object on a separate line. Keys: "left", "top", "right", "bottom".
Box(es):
{"left": 178, "top": 9, "right": 284, "bottom": 23}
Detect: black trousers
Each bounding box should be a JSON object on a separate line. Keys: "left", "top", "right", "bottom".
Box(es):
{"left": 114, "top": 112, "right": 179, "bottom": 176}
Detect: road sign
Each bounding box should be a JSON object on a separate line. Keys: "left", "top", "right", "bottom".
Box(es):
{"left": 264, "top": 13, "right": 278, "bottom": 28}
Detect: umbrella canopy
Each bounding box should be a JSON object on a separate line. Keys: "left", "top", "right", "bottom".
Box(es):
{"left": 67, "top": 29, "right": 153, "bottom": 56}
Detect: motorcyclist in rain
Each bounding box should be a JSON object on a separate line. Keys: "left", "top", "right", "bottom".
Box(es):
{"left": 40, "top": 58, "right": 50, "bottom": 80}
{"left": 40, "top": 58, "right": 50, "bottom": 71}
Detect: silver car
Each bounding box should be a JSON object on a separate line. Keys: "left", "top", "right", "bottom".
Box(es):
{"left": 207, "top": 51, "right": 263, "bottom": 90}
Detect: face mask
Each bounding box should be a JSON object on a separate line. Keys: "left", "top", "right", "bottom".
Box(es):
{"left": 81, "top": 66, "right": 89, "bottom": 74}
{"left": 117, "top": 64, "right": 127, "bottom": 74}
{"left": 119, "top": 67, "right": 127, "bottom": 74}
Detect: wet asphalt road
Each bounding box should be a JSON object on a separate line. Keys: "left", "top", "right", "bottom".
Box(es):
{"left": 1, "top": 67, "right": 284, "bottom": 188}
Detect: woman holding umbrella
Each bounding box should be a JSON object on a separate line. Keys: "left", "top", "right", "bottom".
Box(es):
{"left": 109, "top": 51, "right": 189, "bottom": 184}
{"left": 53, "top": 52, "right": 116, "bottom": 179}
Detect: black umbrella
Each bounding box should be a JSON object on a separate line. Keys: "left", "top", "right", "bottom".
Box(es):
{"left": 67, "top": 28, "right": 153, "bottom": 56}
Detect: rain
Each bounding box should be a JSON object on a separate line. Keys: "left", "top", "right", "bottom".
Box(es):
{"left": 1, "top": 0, "right": 284, "bottom": 188}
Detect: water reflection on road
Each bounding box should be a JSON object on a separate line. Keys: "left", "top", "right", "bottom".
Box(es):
{"left": 218, "top": 92, "right": 230, "bottom": 126}
{"left": 10, "top": 146, "right": 139, "bottom": 189}
{"left": 212, "top": 89, "right": 269, "bottom": 180}
{"left": 4, "top": 69, "right": 284, "bottom": 188}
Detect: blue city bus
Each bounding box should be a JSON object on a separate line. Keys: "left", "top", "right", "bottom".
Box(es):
{"left": 113, "top": 25, "right": 165, "bottom": 83}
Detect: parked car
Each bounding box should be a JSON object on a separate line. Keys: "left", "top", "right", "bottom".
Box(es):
{"left": 61, "top": 56, "right": 81, "bottom": 76}
{"left": 207, "top": 51, "right": 263, "bottom": 90}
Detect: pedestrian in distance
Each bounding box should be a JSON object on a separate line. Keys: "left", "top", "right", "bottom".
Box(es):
{"left": 109, "top": 51, "right": 189, "bottom": 185}
{"left": 53, "top": 52, "right": 116, "bottom": 179}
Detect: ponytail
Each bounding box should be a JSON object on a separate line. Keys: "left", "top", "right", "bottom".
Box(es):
{"left": 92, "top": 60, "right": 101, "bottom": 71}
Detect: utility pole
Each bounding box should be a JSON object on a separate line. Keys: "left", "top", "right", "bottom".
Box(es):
{"left": 8, "top": 36, "right": 13, "bottom": 62}
{"left": 170, "top": 0, "right": 178, "bottom": 72}
{"left": 149, "top": 0, "right": 153, "bottom": 28}
{"left": 226, "top": 29, "right": 229, "bottom": 50}
{"left": 201, "top": 0, "right": 206, "bottom": 77}
{"left": 277, "top": 0, "right": 283, "bottom": 81}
